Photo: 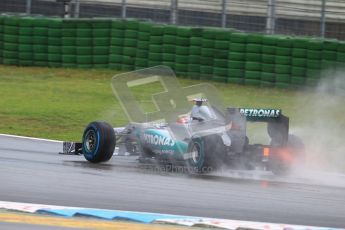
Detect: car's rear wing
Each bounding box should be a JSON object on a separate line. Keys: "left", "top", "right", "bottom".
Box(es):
{"left": 226, "top": 108, "right": 289, "bottom": 148}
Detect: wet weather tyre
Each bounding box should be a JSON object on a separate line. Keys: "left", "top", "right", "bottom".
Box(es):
{"left": 82, "top": 121, "right": 116, "bottom": 163}
{"left": 186, "top": 138, "right": 206, "bottom": 173}
{"left": 270, "top": 134, "right": 305, "bottom": 176}
{"left": 186, "top": 135, "right": 226, "bottom": 173}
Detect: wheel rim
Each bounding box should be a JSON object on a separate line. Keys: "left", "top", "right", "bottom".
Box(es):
{"left": 85, "top": 129, "right": 97, "bottom": 152}
{"left": 191, "top": 142, "right": 201, "bottom": 164}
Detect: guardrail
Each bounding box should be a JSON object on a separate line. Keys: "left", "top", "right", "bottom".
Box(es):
{"left": 1, "top": 0, "right": 345, "bottom": 40}
{"left": 1, "top": 15, "right": 344, "bottom": 88}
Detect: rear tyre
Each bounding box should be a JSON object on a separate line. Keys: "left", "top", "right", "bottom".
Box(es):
{"left": 186, "top": 135, "right": 226, "bottom": 173}
{"left": 82, "top": 121, "right": 116, "bottom": 163}
{"left": 270, "top": 134, "right": 305, "bottom": 175}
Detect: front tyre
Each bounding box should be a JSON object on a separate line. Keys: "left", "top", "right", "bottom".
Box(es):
{"left": 82, "top": 121, "right": 116, "bottom": 163}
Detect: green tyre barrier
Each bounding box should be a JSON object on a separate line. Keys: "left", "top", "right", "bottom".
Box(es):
{"left": 261, "top": 72, "right": 275, "bottom": 82}
{"left": 149, "top": 35, "right": 162, "bottom": 44}
{"left": 33, "top": 45, "right": 48, "bottom": 53}
{"left": 244, "top": 79, "right": 261, "bottom": 86}
{"left": 163, "top": 44, "right": 175, "bottom": 53}
{"left": 138, "top": 32, "right": 150, "bottom": 41}
{"left": 291, "top": 66, "right": 306, "bottom": 76}
{"left": 149, "top": 44, "right": 162, "bottom": 53}
{"left": 111, "top": 37, "right": 123, "bottom": 46}
{"left": 230, "top": 33, "right": 247, "bottom": 43}
{"left": 291, "top": 48, "right": 306, "bottom": 58}
{"left": 245, "top": 71, "right": 261, "bottom": 80}
{"left": 275, "top": 47, "right": 291, "bottom": 56}
{"left": 291, "top": 77, "right": 306, "bottom": 85}
{"left": 213, "top": 67, "right": 228, "bottom": 77}
{"left": 62, "top": 37, "right": 75, "bottom": 46}
{"left": 93, "top": 29, "right": 110, "bottom": 37}
{"left": 228, "top": 68, "right": 244, "bottom": 78}
{"left": 77, "top": 28, "right": 93, "bottom": 37}
{"left": 4, "top": 25, "right": 18, "bottom": 35}
{"left": 245, "top": 62, "right": 261, "bottom": 71}
{"left": 275, "top": 64, "right": 291, "bottom": 74}
{"left": 122, "top": 55, "right": 135, "bottom": 65}
{"left": 228, "top": 52, "right": 245, "bottom": 61}
{"left": 19, "top": 28, "right": 33, "bottom": 36}
{"left": 18, "top": 52, "right": 32, "bottom": 60}
{"left": 175, "top": 46, "right": 189, "bottom": 55}
{"left": 246, "top": 44, "right": 261, "bottom": 53}
{"left": 214, "top": 59, "right": 228, "bottom": 68}
{"left": 163, "top": 53, "right": 175, "bottom": 62}
{"left": 189, "top": 46, "right": 201, "bottom": 55}
{"left": 136, "top": 49, "right": 148, "bottom": 58}
{"left": 164, "top": 25, "right": 178, "bottom": 35}
{"left": 262, "top": 54, "right": 275, "bottom": 64}
{"left": 247, "top": 34, "right": 262, "bottom": 44}
{"left": 3, "top": 51, "right": 17, "bottom": 59}
{"left": 49, "top": 28, "right": 62, "bottom": 37}
{"left": 125, "top": 30, "right": 137, "bottom": 39}
{"left": 75, "top": 38, "right": 93, "bottom": 46}
{"left": 62, "top": 46, "right": 76, "bottom": 55}
{"left": 292, "top": 38, "right": 309, "bottom": 48}
{"left": 323, "top": 51, "right": 337, "bottom": 61}
{"left": 110, "top": 46, "right": 123, "bottom": 55}
{"left": 228, "top": 60, "right": 244, "bottom": 69}
{"left": 93, "top": 55, "right": 108, "bottom": 64}
{"left": 3, "top": 58, "right": 18, "bottom": 65}
{"left": 3, "top": 43, "right": 17, "bottom": 51}
{"left": 323, "top": 40, "right": 338, "bottom": 51}
{"left": 189, "top": 55, "right": 200, "bottom": 64}
{"left": 93, "top": 46, "right": 109, "bottom": 55}
{"left": 18, "top": 44, "right": 33, "bottom": 52}
{"left": 213, "top": 77, "right": 228, "bottom": 83}
{"left": 262, "top": 45, "right": 275, "bottom": 54}
{"left": 190, "top": 37, "right": 202, "bottom": 46}
{"left": 48, "top": 37, "right": 61, "bottom": 46}
{"left": 214, "top": 40, "right": 229, "bottom": 50}
{"left": 19, "top": 60, "right": 33, "bottom": 66}
{"left": 291, "top": 58, "right": 306, "bottom": 67}
{"left": 163, "top": 35, "right": 176, "bottom": 44}
{"left": 275, "top": 56, "right": 291, "bottom": 65}
{"left": 111, "top": 29, "right": 124, "bottom": 38}
{"left": 261, "top": 81, "right": 275, "bottom": 87}
{"left": 214, "top": 50, "right": 228, "bottom": 59}
{"left": 246, "top": 53, "right": 261, "bottom": 62}
{"left": 229, "top": 43, "right": 246, "bottom": 52}
{"left": 122, "top": 47, "right": 136, "bottom": 57}
{"left": 148, "top": 53, "right": 161, "bottom": 61}
{"left": 76, "top": 47, "right": 92, "bottom": 55}
{"left": 34, "top": 53, "right": 47, "bottom": 61}
{"left": 4, "top": 35, "right": 18, "bottom": 43}
{"left": 176, "top": 37, "right": 189, "bottom": 46}
{"left": 275, "top": 73, "right": 290, "bottom": 83}
{"left": 227, "top": 78, "right": 244, "bottom": 84}
{"left": 188, "top": 64, "right": 200, "bottom": 72}
{"left": 202, "top": 39, "right": 214, "bottom": 48}
{"left": 307, "top": 50, "right": 322, "bottom": 60}
{"left": 262, "top": 63, "right": 275, "bottom": 72}
{"left": 135, "top": 58, "right": 148, "bottom": 67}
{"left": 201, "top": 48, "right": 214, "bottom": 57}
{"left": 307, "top": 59, "right": 321, "bottom": 69}
{"left": 48, "top": 54, "right": 61, "bottom": 62}
{"left": 94, "top": 37, "right": 110, "bottom": 46}
{"left": 175, "top": 55, "right": 189, "bottom": 64}
{"left": 109, "top": 54, "right": 122, "bottom": 63}
{"left": 262, "top": 35, "right": 277, "bottom": 45}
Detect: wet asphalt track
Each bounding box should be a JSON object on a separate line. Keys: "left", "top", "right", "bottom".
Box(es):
{"left": 1, "top": 135, "right": 345, "bottom": 228}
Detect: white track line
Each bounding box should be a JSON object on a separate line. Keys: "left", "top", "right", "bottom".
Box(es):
{"left": 0, "top": 134, "right": 62, "bottom": 143}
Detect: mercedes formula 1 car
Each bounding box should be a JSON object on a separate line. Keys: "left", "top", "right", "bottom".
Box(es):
{"left": 61, "top": 66, "right": 305, "bottom": 175}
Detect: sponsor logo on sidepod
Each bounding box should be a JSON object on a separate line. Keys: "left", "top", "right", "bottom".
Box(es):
{"left": 142, "top": 133, "right": 175, "bottom": 146}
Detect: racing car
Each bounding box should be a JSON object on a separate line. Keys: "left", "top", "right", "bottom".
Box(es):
{"left": 61, "top": 66, "right": 305, "bottom": 175}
